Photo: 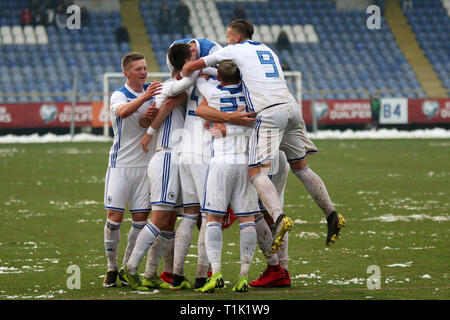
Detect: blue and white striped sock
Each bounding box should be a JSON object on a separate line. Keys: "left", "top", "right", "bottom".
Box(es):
{"left": 122, "top": 220, "right": 146, "bottom": 266}
{"left": 196, "top": 214, "right": 209, "bottom": 278}
{"left": 251, "top": 174, "right": 284, "bottom": 221}
{"left": 239, "top": 222, "right": 256, "bottom": 277}
{"left": 254, "top": 215, "right": 279, "bottom": 266}
{"left": 293, "top": 166, "right": 335, "bottom": 218}
{"left": 127, "top": 221, "right": 160, "bottom": 275}
{"left": 146, "top": 230, "right": 175, "bottom": 278}
{"left": 174, "top": 214, "right": 198, "bottom": 276}
{"left": 104, "top": 219, "right": 121, "bottom": 272}
{"left": 205, "top": 221, "right": 223, "bottom": 275}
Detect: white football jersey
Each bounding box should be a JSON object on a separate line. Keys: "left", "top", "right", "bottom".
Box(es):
{"left": 196, "top": 77, "right": 249, "bottom": 157}
{"left": 203, "top": 40, "right": 296, "bottom": 113}
{"left": 153, "top": 78, "right": 186, "bottom": 151}
{"left": 108, "top": 83, "right": 155, "bottom": 168}
{"left": 177, "top": 83, "right": 212, "bottom": 157}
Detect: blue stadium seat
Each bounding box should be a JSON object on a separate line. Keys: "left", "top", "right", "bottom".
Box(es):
{"left": 1, "top": 1, "right": 442, "bottom": 103}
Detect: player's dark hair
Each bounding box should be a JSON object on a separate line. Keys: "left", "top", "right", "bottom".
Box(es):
{"left": 121, "top": 52, "right": 145, "bottom": 71}
{"left": 218, "top": 60, "right": 241, "bottom": 85}
{"left": 228, "top": 19, "right": 254, "bottom": 40}
{"left": 168, "top": 43, "right": 192, "bottom": 71}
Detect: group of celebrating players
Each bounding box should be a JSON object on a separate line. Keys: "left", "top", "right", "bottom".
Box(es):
{"left": 102, "top": 19, "right": 346, "bottom": 293}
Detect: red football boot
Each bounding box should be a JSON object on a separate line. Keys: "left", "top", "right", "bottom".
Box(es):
{"left": 249, "top": 264, "right": 285, "bottom": 287}
{"left": 266, "top": 269, "right": 291, "bottom": 287}
{"left": 222, "top": 206, "right": 237, "bottom": 230}
{"left": 160, "top": 271, "right": 173, "bottom": 284}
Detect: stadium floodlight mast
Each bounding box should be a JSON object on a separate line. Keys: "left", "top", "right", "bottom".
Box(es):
{"left": 101, "top": 71, "right": 303, "bottom": 138}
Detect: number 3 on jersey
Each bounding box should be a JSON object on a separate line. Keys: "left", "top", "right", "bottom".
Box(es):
{"left": 257, "top": 50, "right": 279, "bottom": 78}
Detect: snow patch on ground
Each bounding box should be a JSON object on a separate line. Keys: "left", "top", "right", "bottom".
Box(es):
{"left": 1, "top": 128, "right": 450, "bottom": 144}
{"left": 362, "top": 214, "right": 450, "bottom": 222}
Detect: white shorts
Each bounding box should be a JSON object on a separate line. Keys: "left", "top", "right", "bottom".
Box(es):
{"left": 248, "top": 102, "right": 318, "bottom": 167}
{"left": 104, "top": 166, "right": 150, "bottom": 213}
{"left": 148, "top": 150, "right": 181, "bottom": 210}
{"left": 178, "top": 152, "right": 210, "bottom": 207}
{"left": 202, "top": 154, "right": 260, "bottom": 217}
{"left": 259, "top": 150, "right": 290, "bottom": 212}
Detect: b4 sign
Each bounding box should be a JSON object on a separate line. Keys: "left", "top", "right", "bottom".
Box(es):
{"left": 379, "top": 98, "right": 408, "bottom": 124}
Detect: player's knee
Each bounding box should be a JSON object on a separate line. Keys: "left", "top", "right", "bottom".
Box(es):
{"left": 131, "top": 211, "right": 150, "bottom": 222}
{"left": 107, "top": 210, "right": 124, "bottom": 223}
{"left": 206, "top": 213, "right": 223, "bottom": 224}
{"left": 249, "top": 162, "right": 272, "bottom": 180}
{"left": 184, "top": 206, "right": 201, "bottom": 215}
{"left": 288, "top": 157, "right": 308, "bottom": 171}
{"left": 238, "top": 215, "right": 255, "bottom": 224}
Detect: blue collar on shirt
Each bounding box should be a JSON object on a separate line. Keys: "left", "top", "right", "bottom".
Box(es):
{"left": 217, "top": 84, "right": 242, "bottom": 94}
{"left": 241, "top": 40, "right": 261, "bottom": 45}
{"left": 118, "top": 82, "right": 153, "bottom": 101}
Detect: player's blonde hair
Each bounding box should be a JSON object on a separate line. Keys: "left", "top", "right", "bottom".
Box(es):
{"left": 121, "top": 52, "right": 145, "bottom": 71}
{"left": 218, "top": 60, "right": 241, "bottom": 85}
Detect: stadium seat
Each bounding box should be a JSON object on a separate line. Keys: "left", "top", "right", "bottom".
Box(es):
{"left": 35, "top": 25, "right": 45, "bottom": 36}
{"left": 306, "top": 32, "right": 319, "bottom": 43}
{"left": 23, "top": 25, "right": 34, "bottom": 36}
{"left": 1, "top": 24, "right": 11, "bottom": 34}
{"left": 0, "top": 1, "right": 436, "bottom": 103}
{"left": 25, "top": 33, "right": 36, "bottom": 44}
{"left": 11, "top": 25, "right": 23, "bottom": 37}
{"left": 36, "top": 32, "right": 48, "bottom": 44}
{"left": 14, "top": 34, "right": 25, "bottom": 44}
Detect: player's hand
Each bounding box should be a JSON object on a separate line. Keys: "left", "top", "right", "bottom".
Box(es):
{"left": 205, "top": 122, "right": 227, "bottom": 138}
{"left": 146, "top": 102, "right": 159, "bottom": 121}
{"left": 228, "top": 107, "right": 255, "bottom": 127}
{"left": 143, "top": 82, "right": 162, "bottom": 100}
{"left": 141, "top": 133, "right": 152, "bottom": 153}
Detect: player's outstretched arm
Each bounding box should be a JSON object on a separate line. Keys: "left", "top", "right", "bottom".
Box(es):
{"left": 169, "top": 70, "right": 200, "bottom": 96}
{"left": 196, "top": 98, "right": 255, "bottom": 126}
{"left": 181, "top": 59, "right": 206, "bottom": 77}
{"left": 115, "top": 82, "right": 162, "bottom": 118}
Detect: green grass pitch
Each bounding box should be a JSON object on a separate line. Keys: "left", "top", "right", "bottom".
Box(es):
{"left": 0, "top": 139, "right": 449, "bottom": 300}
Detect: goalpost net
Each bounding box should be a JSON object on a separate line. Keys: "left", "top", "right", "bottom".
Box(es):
{"left": 101, "top": 71, "right": 302, "bottom": 138}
